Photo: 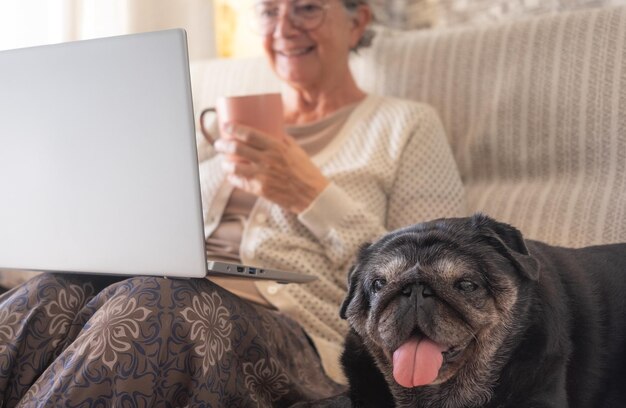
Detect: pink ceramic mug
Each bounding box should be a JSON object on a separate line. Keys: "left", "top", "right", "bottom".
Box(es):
{"left": 200, "top": 93, "right": 284, "bottom": 144}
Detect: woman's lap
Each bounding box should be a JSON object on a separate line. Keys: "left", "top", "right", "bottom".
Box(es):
{"left": 0, "top": 273, "right": 343, "bottom": 407}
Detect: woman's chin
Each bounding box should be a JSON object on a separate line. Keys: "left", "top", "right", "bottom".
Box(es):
{"left": 275, "top": 63, "right": 319, "bottom": 90}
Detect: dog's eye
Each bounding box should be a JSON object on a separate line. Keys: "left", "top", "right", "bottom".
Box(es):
{"left": 371, "top": 278, "right": 387, "bottom": 293}
{"left": 455, "top": 280, "right": 479, "bottom": 293}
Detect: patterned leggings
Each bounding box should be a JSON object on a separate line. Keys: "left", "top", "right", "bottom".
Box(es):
{"left": 0, "top": 273, "right": 343, "bottom": 407}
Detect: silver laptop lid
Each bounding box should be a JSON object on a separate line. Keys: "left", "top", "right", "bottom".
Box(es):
{"left": 0, "top": 29, "right": 208, "bottom": 278}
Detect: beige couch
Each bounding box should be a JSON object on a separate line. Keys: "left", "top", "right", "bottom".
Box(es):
{"left": 2, "top": 5, "right": 625, "bottom": 289}
{"left": 190, "top": 5, "right": 626, "bottom": 249}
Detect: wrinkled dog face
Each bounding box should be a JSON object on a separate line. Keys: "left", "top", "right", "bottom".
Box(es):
{"left": 341, "top": 215, "right": 539, "bottom": 394}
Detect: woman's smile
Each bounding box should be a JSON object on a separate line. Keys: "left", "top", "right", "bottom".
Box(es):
{"left": 274, "top": 45, "right": 316, "bottom": 57}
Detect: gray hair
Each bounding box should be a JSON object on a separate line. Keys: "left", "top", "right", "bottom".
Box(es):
{"left": 341, "top": 0, "right": 376, "bottom": 51}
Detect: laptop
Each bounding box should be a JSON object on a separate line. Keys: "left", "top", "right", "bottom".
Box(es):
{"left": 0, "top": 29, "right": 316, "bottom": 284}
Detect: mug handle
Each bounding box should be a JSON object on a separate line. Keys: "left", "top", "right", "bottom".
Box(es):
{"left": 199, "top": 107, "right": 218, "bottom": 145}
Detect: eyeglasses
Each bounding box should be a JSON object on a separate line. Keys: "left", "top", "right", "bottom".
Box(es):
{"left": 252, "top": 0, "right": 331, "bottom": 35}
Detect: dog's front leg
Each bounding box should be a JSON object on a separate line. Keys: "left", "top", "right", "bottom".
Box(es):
{"left": 341, "top": 330, "right": 396, "bottom": 408}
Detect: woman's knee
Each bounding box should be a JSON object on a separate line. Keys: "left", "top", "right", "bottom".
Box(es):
{"left": 61, "top": 277, "right": 238, "bottom": 379}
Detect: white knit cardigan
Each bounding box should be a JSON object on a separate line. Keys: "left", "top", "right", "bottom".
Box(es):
{"left": 198, "top": 94, "right": 467, "bottom": 381}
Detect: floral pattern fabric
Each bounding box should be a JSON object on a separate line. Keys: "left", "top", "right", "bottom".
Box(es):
{"left": 0, "top": 273, "right": 343, "bottom": 407}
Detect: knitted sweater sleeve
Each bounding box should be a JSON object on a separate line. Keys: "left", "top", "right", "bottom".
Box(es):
{"left": 298, "top": 101, "right": 467, "bottom": 269}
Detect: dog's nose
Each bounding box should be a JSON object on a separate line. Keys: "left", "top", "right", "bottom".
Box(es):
{"left": 401, "top": 283, "right": 434, "bottom": 298}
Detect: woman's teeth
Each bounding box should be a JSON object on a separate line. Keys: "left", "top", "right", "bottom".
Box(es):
{"left": 279, "top": 47, "right": 312, "bottom": 56}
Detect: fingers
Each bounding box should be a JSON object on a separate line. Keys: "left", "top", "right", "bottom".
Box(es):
{"left": 221, "top": 159, "right": 258, "bottom": 179}
{"left": 224, "top": 172, "right": 264, "bottom": 199}
{"left": 221, "top": 157, "right": 272, "bottom": 197}
{"left": 222, "top": 122, "right": 283, "bottom": 150}
{"left": 220, "top": 145, "right": 330, "bottom": 214}
{"left": 215, "top": 122, "right": 290, "bottom": 165}
{"left": 214, "top": 121, "right": 327, "bottom": 213}
{"left": 222, "top": 161, "right": 267, "bottom": 198}
{"left": 214, "top": 138, "right": 265, "bottom": 163}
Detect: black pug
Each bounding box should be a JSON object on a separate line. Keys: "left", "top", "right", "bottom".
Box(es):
{"left": 295, "top": 214, "right": 626, "bottom": 408}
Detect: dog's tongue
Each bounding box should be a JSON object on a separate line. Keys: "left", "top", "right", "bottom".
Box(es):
{"left": 393, "top": 337, "right": 444, "bottom": 388}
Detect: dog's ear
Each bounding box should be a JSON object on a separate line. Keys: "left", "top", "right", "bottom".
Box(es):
{"left": 340, "top": 242, "right": 371, "bottom": 320}
{"left": 339, "top": 263, "right": 360, "bottom": 320}
{"left": 471, "top": 213, "right": 540, "bottom": 281}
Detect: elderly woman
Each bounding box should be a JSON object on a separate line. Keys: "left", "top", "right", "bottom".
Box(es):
{"left": 0, "top": 0, "right": 465, "bottom": 406}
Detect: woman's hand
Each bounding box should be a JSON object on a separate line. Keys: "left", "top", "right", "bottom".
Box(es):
{"left": 213, "top": 123, "right": 329, "bottom": 214}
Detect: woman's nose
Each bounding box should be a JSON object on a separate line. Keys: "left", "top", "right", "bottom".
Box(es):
{"left": 273, "top": 6, "right": 300, "bottom": 37}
